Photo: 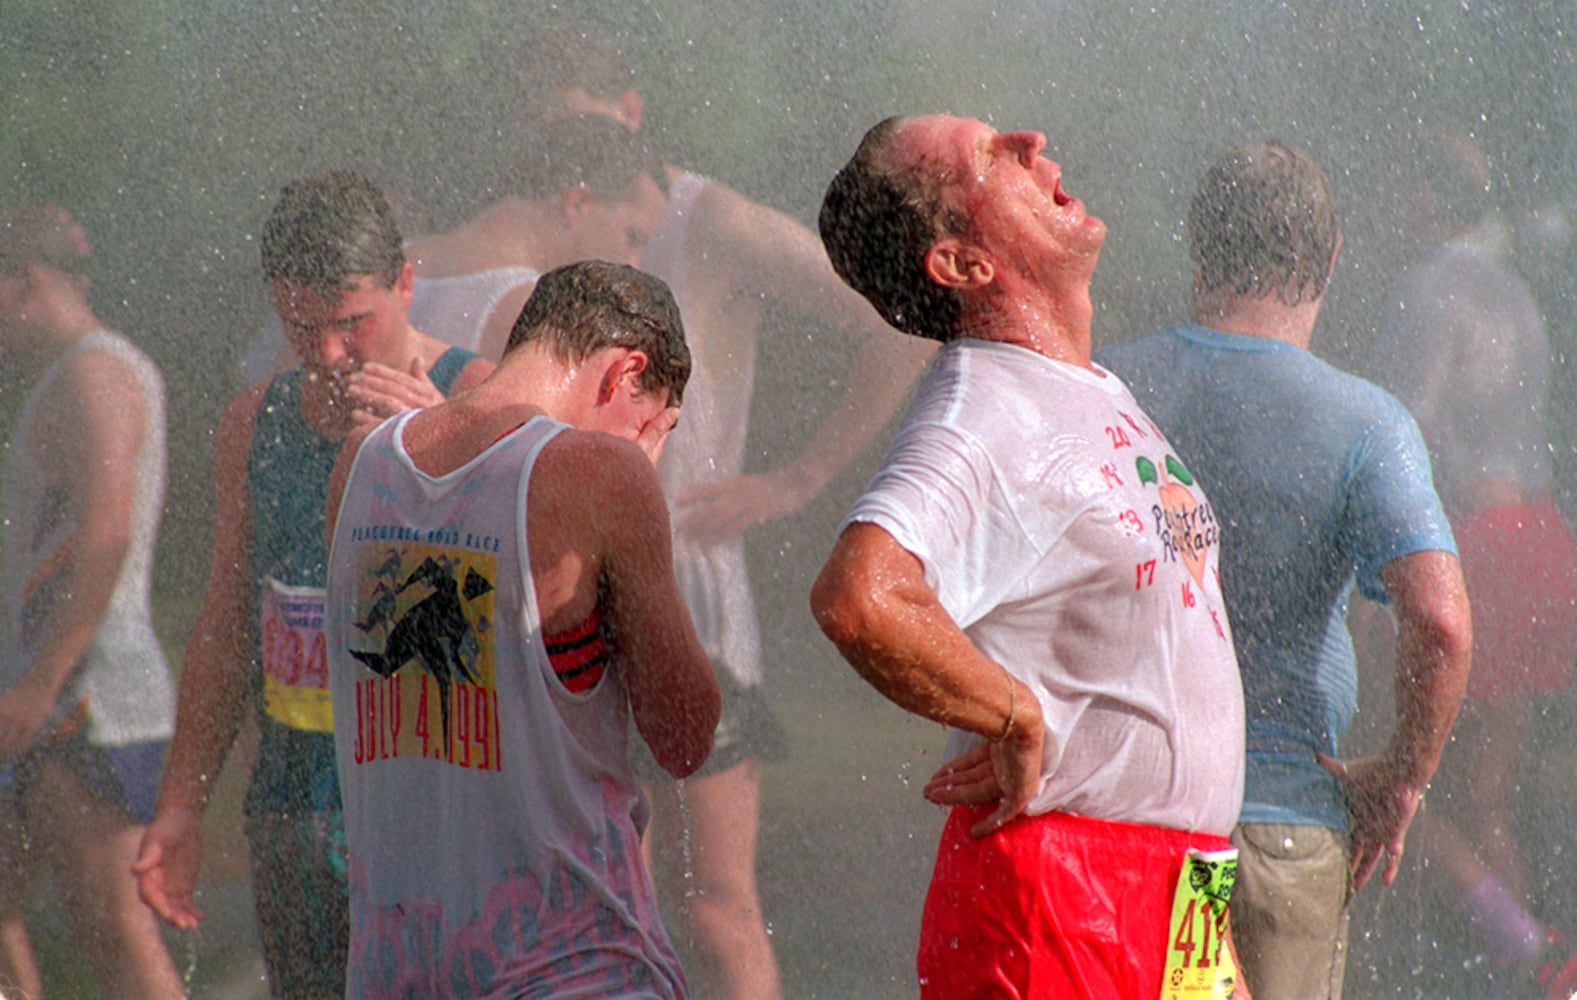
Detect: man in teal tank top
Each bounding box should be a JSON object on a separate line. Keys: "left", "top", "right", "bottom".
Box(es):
{"left": 134, "top": 171, "right": 492, "bottom": 999}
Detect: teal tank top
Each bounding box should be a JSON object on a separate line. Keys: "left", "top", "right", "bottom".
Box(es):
{"left": 244, "top": 347, "right": 475, "bottom": 815}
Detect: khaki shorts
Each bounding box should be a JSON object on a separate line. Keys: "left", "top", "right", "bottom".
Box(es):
{"left": 1230, "top": 822, "right": 1351, "bottom": 1000}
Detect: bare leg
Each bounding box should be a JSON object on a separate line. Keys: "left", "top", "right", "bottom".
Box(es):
{"left": 1460, "top": 697, "right": 1532, "bottom": 901}
{"left": 0, "top": 799, "right": 41, "bottom": 1000}
{"left": 25, "top": 757, "right": 182, "bottom": 1000}
{"left": 1411, "top": 805, "right": 1548, "bottom": 969}
{"left": 648, "top": 759, "right": 782, "bottom": 1000}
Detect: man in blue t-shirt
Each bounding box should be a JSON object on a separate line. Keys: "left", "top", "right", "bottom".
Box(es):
{"left": 1097, "top": 140, "right": 1472, "bottom": 1000}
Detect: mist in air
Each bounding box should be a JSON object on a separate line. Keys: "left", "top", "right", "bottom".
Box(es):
{"left": 2, "top": 2, "right": 1575, "bottom": 996}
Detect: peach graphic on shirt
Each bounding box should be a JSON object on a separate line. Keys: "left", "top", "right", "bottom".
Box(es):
{"left": 1135, "top": 453, "right": 1208, "bottom": 586}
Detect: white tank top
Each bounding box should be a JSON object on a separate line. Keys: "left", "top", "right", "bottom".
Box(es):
{"left": 407, "top": 266, "right": 540, "bottom": 356}
{"left": 0, "top": 330, "right": 175, "bottom": 746}
{"left": 327, "top": 411, "right": 686, "bottom": 999}
{"left": 643, "top": 172, "right": 764, "bottom": 686}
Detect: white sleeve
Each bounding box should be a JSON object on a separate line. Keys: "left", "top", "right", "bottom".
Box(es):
{"left": 841, "top": 420, "right": 1005, "bottom": 627}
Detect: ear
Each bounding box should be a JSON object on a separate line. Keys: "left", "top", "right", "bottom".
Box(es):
{"left": 392, "top": 261, "right": 415, "bottom": 306}
{"left": 619, "top": 91, "right": 645, "bottom": 131}
{"left": 924, "top": 237, "right": 994, "bottom": 290}
{"left": 597, "top": 349, "right": 650, "bottom": 404}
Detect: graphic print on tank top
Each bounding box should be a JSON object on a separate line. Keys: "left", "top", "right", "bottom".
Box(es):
{"left": 341, "top": 542, "right": 503, "bottom": 771}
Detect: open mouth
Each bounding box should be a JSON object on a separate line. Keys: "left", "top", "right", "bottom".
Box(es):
{"left": 1052, "top": 178, "right": 1073, "bottom": 207}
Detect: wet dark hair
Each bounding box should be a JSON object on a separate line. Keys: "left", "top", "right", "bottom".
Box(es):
{"left": 514, "top": 115, "right": 666, "bottom": 202}
{"left": 506, "top": 260, "right": 691, "bottom": 406}
{"left": 819, "top": 117, "right": 965, "bottom": 343}
{"left": 260, "top": 170, "right": 405, "bottom": 293}
{"left": 1188, "top": 140, "right": 1340, "bottom": 306}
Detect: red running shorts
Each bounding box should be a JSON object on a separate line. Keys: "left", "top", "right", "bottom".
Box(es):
{"left": 919, "top": 806, "right": 1232, "bottom": 999}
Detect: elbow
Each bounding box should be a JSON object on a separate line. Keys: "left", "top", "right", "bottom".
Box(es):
{"left": 1433, "top": 583, "right": 1474, "bottom": 665}
{"left": 1407, "top": 592, "right": 1474, "bottom": 682}
{"left": 654, "top": 676, "right": 722, "bottom": 781}
{"left": 661, "top": 733, "right": 714, "bottom": 781}
{"left": 810, "top": 564, "right": 873, "bottom": 651}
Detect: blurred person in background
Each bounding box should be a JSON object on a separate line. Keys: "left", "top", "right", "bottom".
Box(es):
{"left": 513, "top": 21, "right": 932, "bottom": 1000}
{"left": 405, "top": 113, "right": 670, "bottom": 360}
{"left": 1099, "top": 140, "right": 1472, "bottom": 1000}
{"left": 1365, "top": 127, "right": 1577, "bottom": 996}
{"left": 0, "top": 205, "right": 182, "bottom": 999}
{"left": 134, "top": 171, "right": 491, "bottom": 1000}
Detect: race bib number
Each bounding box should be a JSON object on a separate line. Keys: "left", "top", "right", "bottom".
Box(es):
{"left": 1161, "top": 848, "right": 1239, "bottom": 999}
{"left": 259, "top": 577, "right": 333, "bottom": 733}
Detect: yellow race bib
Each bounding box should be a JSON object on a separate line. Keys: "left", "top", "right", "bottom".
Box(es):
{"left": 1161, "top": 847, "right": 1240, "bottom": 999}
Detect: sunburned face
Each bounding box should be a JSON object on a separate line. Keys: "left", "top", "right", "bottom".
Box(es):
{"left": 272, "top": 268, "right": 415, "bottom": 389}
{"left": 891, "top": 115, "right": 1106, "bottom": 283}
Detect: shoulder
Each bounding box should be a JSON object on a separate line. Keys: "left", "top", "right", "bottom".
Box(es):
{"left": 684, "top": 174, "right": 818, "bottom": 256}
{"left": 215, "top": 380, "right": 272, "bottom": 452}
{"left": 536, "top": 429, "right": 664, "bottom": 518}
{"left": 57, "top": 339, "right": 151, "bottom": 406}
{"left": 541, "top": 427, "right": 657, "bottom": 482}
{"left": 1295, "top": 353, "right": 1415, "bottom": 425}
{"left": 1093, "top": 327, "right": 1175, "bottom": 371}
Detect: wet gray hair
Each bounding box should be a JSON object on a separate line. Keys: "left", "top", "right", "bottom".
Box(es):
{"left": 1189, "top": 140, "right": 1340, "bottom": 306}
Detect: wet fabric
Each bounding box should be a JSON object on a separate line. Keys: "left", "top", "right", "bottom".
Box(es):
{"left": 407, "top": 266, "right": 539, "bottom": 356}
{"left": 1100, "top": 324, "right": 1455, "bottom": 832}
{"left": 12, "top": 729, "right": 168, "bottom": 825}
{"left": 1229, "top": 822, "right": 1351, "bottom": 1000}
{"left": 327, "top": 412, "right": 686, "bottom": 999}
{"left": 918, "top": 807, "right": 1234, "bottom": 999}
{"left": 847, "top": 339, "right": 1244, "bottom": 835}
{"left": 0, "top": 330, "right": 176, "bottom": 748}
{"left": 644, "top": 173, "right": 766, "bottom": 692}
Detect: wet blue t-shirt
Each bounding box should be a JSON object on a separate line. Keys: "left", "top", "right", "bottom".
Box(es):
{"left": 1097, "top": 323, "right": 1454, "bottom": 830}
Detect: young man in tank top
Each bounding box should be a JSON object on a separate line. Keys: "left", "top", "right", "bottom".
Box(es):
{"left": 0, "top": 204, "right": 183, "bottom": 999}
{"left": 324, "top": 260, "right": 720, "bottom": 998}
{"left": 134, "top": 171, "right": 493, "bottom": 999}
{"left": 507, "top": 25, "right": 933, "bottom": 997}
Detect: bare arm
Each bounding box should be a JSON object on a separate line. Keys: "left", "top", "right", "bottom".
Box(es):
{"left": 591, "top": 437, "right": 721, "bottom": 777}
{"left": 810, "top": 522, "right": 1044, "bottom": 836}
{"left": 133, "top": 387, "right": 264, "bottom": 929}
{"left": 672, "top": 184, "right": 934, "bottom": 546}
{"left": 1319, "top": 548, "right": 1471, "bottom": 889}
{"left": 0, "top": 351, "right": 148, "bottom": 762}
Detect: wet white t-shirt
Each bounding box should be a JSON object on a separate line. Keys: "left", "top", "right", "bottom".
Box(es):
{"left": 844, "top": 338, "right": 1245, "bottom": 836}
